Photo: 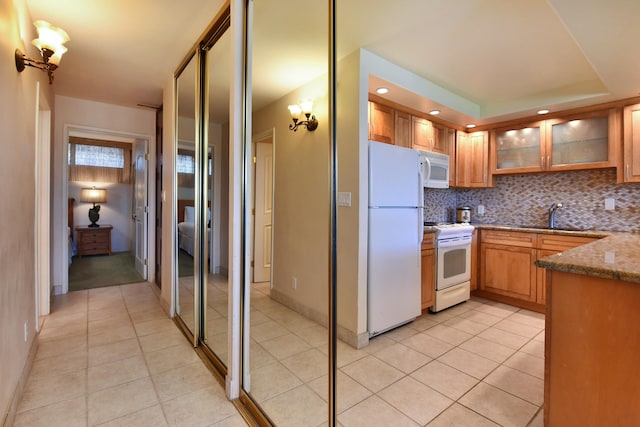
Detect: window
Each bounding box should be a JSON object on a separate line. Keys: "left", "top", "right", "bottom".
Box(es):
{"left": 74, "top": 145, "right": 125, "bottom": 168}
{"left": 68, "top": 137, "right": 132, "bottom": 183}
{"left": 177, "top": 153, "right": 195, "bottom": 174}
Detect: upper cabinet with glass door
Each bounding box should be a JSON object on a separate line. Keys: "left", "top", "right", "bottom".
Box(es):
{"left": 491, "top": 120, "right": 545, "bottom": 174}
{"left": 545, "top": 109, "right": 618, "bottom": 171}
{"left": 491, "top": 109, "right": 618, "bottom": 174}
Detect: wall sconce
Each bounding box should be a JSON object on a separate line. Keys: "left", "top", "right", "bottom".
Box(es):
{"left": 80, "top": 187, "right": 107, "bottom": 227}
{"left": 15, "top": 20, "right": 70, "bottom": 84}
{"left": 288, "top": 99, "right": 318, "bottom": 132}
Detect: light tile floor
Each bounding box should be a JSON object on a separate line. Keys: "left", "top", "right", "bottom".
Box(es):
{"left": 15, "top": 281, "right": 546, "bottom": 426}
{"left": 13, "top": 282, "right": 245, "bottom": 427}
{"left": 248, "top": 283, "right": 545, "bottom": 427}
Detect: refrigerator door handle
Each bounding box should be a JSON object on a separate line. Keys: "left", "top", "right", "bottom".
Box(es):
{"left": 418, "top": 166, "right": 424, "bottom": 243}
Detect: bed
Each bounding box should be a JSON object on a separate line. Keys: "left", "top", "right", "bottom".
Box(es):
{"left": 177, "top": 200, "right": 211, "bottom": 257}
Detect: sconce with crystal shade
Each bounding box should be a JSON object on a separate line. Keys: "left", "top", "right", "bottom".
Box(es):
{"left": 81, "top": 187, "right": 107, "bottom": 227}
{"left": 15, "top": 20, "right": 70, "bottom": 84}
{"left": 288, "top": 99, "right": 318, "bottom": 132}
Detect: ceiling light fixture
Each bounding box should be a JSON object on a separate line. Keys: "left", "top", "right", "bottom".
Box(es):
{"left": 288, "top": 99, "right": 318, "bottom": 132}
{"left": 537, "top": 109, "right": 550, "bottom": 115}
{"left": 429, "top": 110, "right": 440, "bottom": 116}
{"left": 466, "top": 123, "right": 476, "bottom": 129}
{"left": 376, "top": 87, "right": 389, "bottom": 95}
{"left": 15, "top": 20, "right": 70, "bottom": 84}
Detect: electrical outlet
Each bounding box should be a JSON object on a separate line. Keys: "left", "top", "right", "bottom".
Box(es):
{"left": 291, "top": 276, "right": 297, "bottom": 289}
{"left": 477, "top": 204, "right": 485, "bottom": 215}
{"left": 604, "top": 198, "right": 615, "bottom": 210}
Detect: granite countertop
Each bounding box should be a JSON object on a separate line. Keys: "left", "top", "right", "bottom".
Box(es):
{"left": 535, "top": 233, "right": 640, "bottom": 284}
{"left": 472, "top": 223, "right": 610, "bottom": 238}
{"left": 476, "top": 223, "right": 640, "bottom": 283}
{"left": 422, "top": 223, "right": 640, "bottom": 283}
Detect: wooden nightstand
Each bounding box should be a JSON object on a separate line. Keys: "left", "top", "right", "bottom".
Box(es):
{"left": 76, "top": 225, "right": 112, "bottom": 257}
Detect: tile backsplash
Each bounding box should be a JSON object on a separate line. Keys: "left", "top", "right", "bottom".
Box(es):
{"left": 424, "top": 169, "right": 640, "bottom": 232}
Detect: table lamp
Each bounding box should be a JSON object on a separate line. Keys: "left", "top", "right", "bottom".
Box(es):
{"left": 80, "top": 187, "right": 107, "bottom": 227}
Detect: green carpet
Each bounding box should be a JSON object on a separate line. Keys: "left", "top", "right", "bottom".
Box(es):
{"left": 69, "top": 251, "right": 145, "bottom": 291}
{"left": 178, "top": 249, "right": 194, "bottom": 277}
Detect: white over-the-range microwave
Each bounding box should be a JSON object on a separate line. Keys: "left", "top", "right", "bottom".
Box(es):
{"left": 418, "top": 150, "right": 450, "bottom": 188}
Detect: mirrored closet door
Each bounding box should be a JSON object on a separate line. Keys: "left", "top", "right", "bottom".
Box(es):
{"left": 174, "top": 52, "right": 198, "bottom": 341}
{"left": 240, "top": 0, "right": 331, "bottom": 424}
{"left": 173, "top": 8, "right": 231, "bottom": 371}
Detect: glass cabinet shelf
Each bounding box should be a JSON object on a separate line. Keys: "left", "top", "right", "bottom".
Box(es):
{"left": 493, "top": 123, "right": 543, "bottom": 171}
{"left": 550, "top": 116, "right": 608, "bottom": 166}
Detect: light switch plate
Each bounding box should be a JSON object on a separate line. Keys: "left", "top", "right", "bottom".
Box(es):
{"left": 338, "top": 192, "right": 352, "bottom": 207}
{"left": 477, "top": 205, "right": 485, "bottom": 215}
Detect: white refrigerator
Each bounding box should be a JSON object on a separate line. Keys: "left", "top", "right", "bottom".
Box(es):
{"left": 368, "top": 141, "right": 423, "bottom": 337}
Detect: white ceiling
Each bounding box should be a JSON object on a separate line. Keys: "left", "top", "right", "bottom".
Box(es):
{"left": 25, "top": 0, "right": 640, "bottom": 126}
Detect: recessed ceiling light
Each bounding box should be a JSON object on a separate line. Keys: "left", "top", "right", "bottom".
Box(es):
{"left": 376, "top": 87, "right": 389, "bottom": 94}
{"left": 537, "top": 109, "right": 550, "bottom": 115}
{"left": 429, "top": 110, "right": 440, "bottom": 116}
{"left": 466, "top": 123, "right": 476, "bottom": 129}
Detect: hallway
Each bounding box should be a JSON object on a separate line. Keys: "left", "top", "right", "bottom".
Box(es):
{"left": 13, "top": 283, "right": 246, "bottom": 426}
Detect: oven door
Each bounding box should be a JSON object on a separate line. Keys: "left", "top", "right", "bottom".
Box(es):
{"left": 436, "top": 236, "right": 471, "bottom": 290}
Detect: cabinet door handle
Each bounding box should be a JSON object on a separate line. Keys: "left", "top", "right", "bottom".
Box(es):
{"left": 547, "top": 156, "right": 551, "bottom": 170}
{"left": 540, "top": 156, "right": 544, "bottom": 169}
{"left": 627, "top": 164, "right": 630, "bottom": 181}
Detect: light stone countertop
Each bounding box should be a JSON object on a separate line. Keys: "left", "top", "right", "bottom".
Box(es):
{"left": 534, "top": 233, "right": 640, "bottom": 284}
{"left": 472, "top": 223, "right": 611, "bottom": 238}
{"left": 423, "top": 223, "right": 640, "bottom": 283}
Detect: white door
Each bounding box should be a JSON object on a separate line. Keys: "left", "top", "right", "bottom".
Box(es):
{"left": 133, "top": 139, "right": 148, "bottom": 279}
{"left": 253, "top": 140, "right": 273, "bottom": 283}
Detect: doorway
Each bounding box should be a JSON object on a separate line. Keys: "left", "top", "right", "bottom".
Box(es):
{"left": 252, "top": 131, "right": 274, "bottom": 284}
{"left": 63, "top": 126, "right": 151, "bottom": 293}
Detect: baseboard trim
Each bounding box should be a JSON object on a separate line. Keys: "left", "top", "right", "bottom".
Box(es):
{"left": 2, "top": 334, "right": 39, "bottom": 427}
{"left": 269, "top": 288, "right": 369, "bottom": 349}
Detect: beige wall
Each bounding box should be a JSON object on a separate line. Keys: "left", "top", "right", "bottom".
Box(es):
{"left": 250, "top": 50, "right": 372, "bottom": 346}
{"left": 252, "top": 74, "right": 331, "bottom": 327}
{"left": 0, "top": 0, "right": 54, "bottom": 422}
{"left": 52, "top": 96, "right": 156, "bottom": 293}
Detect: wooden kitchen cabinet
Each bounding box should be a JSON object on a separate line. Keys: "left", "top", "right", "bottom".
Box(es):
{"left": 76, "top": 225, "right": 112, "bottom": 257}
{"left": 621, "top": 103, "right": 640, "bottom": 182}
{"left": 470, "top": 229, "right": 478, "bottom": 291}
{"left": 368, "top": 101, "right": 394, "bottom": 144}
{"left": 394, "top": 110, "right": 411, "bottom": 148}
{"left": 491, "top": 120, "right": 546, "bottom": 174}
{"left": 477, "top": 229, "right": 601, "bottom": 311}
{"left": 545, "top": 109, "right": 618, "bottom": 171}
{"left": 491, "top": 109, "right": 619, "bottom": 174}
{"left": 432, "top": 123, "right": 452, "bottom": 155}
{"left": 421, "top": 232, "right": 436, "bottom": 310}
{"left": 544, "top": 271, "right": 640, "bottom": 426}
{"left": 535, "top": 234, "right": 598, "bottom": 304}
{"left": 456, "top": 130, "right": 491, "bottom": 187}
{"left": 412, "top": 116, "right": 435, "bottom": 151}
{"left": 480, "top": 239, "right": 537, "bottom": 303}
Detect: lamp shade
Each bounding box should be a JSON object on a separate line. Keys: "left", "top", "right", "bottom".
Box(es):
{"left": 32, "top": 20, "right": 70, "bottom": 53}
{"left": 288, "top": 104, "right": 302, "bottom": 119}
{"left": 80, "top": 188, "right": 107, "bottom": 204}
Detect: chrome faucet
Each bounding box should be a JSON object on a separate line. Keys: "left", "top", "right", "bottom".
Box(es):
{"left": 548, "top": 202, "right": 563, "bottom": 229}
